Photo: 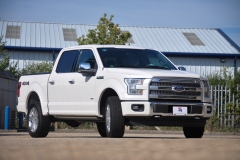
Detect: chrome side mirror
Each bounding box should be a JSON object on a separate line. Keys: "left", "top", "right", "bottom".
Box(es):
{"left": 78, "top": 63, "right": 96, "bottom": 75}
{"left": 79, "top": 63, "right": 91, "bottom": 70}
{"left": 178, "top": 66, "right": 186, "bottom": 71}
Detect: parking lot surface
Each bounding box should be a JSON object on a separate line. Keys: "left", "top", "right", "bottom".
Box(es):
{"left": 0, "top": 130, "right": 240, "bottom": 160}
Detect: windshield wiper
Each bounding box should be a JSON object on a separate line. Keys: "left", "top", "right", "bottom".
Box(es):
{"left": 142, "top": 66, "right": 170, "bottom": 70}
{"left": 114, "top": 65, "right": 140, "bottom": 68}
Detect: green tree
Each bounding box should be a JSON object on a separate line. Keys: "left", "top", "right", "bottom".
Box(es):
{"left": 0, "top": 36, "right": 21, "bottom": 79}
{"left": 77, "top": 13, "right": 132, "bottom": 45}
{"left": 0, "top": 36, "right": 9, "bottom": 70}
{"left": 21, "top": 61, "right": 53, "bottom": 75}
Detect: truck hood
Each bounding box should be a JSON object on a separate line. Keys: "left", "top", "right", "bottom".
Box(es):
{"left": 106, "top": 68, "right": 205, "bottom": 79}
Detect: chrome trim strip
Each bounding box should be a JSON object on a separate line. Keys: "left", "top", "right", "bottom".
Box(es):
{"left": 150, "top": 102, "right": 213, "bottom": 106}
{"left": 150, "top": 86, "right": 201, "bottom": 92}
{"left": 149, "top": 94, "right": 200, "bottom": 98}
{"left": 151, "top": 77, "right": 201, "bottom": 83}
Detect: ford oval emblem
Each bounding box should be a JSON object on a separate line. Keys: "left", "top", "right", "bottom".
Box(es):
{"left": 172, "top": 85, "right": 185, "bottom": 92}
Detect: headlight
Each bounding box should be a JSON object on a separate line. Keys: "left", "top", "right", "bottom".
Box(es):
{"left": 124, "top": 78, "right": 144, "bottom": 95}
{"left": 202, "top": 80, "right": 210, "bottom": 98}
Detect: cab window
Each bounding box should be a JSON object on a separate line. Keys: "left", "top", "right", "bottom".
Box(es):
{"left": 56, "top": 50, "right": 80, "bottom": 73}
{"left": 77, "top": 49, "right": 97, "bottom": 69}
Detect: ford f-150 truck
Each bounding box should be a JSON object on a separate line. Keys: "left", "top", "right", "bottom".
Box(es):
{"left": 17, "top": 45, "right": 213, "bottom": 138}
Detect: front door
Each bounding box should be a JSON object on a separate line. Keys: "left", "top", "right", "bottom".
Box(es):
{"left": 68, "top": 49, "right": 98, "bottom": 116}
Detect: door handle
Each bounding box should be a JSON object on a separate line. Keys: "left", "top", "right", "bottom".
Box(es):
{"left": 49, "top": 80, "right": 55, "bottom": 85}
{"left": 69, "top": 80, "right": 75, "bottom": 84}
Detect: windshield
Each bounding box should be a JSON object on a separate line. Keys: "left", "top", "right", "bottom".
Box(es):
{"left": 97, "top": 48, "right": 177, "bottom": 70}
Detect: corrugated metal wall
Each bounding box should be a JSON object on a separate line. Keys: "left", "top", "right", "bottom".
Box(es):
{"left": 0, "top": 74, "right": 17, "bottom": 129}
{"left": 8, "top": 51, "right": 56, "bottom": 69}
{"left": 7, "top": 50, "right": 238, "bottom": 77}
{"left": 119, "top": 27, "right": 239, "bottom": 53}
{"left": 1, "top": 20, "right": 239, "bottom": 76}
{"left": 1, "top": 20, "right": 239, "bottom": 54}
{"left": 168, "top": 56, "right": 238, "bottom": 76}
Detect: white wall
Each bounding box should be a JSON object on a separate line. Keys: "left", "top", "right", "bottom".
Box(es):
{"left": 168, "top": 56, "right": 238, "bottom": 76}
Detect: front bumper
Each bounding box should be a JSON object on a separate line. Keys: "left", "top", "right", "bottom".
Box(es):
{"left": 121, "top": 101, "right": 213, "bottom": 118}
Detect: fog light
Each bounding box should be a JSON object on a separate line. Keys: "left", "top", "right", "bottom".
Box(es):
{"left": 131, "top": 105, "right": 144, "bottom": 112}
{"left": 207, "top": 106, "right": 212, "bottom": 114}
{"left": 132, "top": 105, "right": 139, "bottom": 110}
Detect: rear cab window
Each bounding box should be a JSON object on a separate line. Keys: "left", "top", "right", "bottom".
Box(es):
{"left": 56, "top": 50, "right": 80, "bottom": 73}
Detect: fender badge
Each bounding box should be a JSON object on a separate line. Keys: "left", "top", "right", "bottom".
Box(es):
{"left": 97, "top": 76, "right": 104, "bottom": 79}
{"left": 22, "top": 81, "right": 29, "bottom": 85}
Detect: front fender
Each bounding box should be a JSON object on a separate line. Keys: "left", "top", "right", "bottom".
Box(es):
{"left": 97, "top": 78, "right": 125, "bottom": 100}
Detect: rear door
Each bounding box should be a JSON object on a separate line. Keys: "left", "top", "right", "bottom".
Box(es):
{"left": 48, "top": 50, "right": 80, "bottom": 115}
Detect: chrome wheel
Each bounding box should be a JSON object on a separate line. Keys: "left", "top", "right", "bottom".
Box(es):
{"left": 106, "top": 104, "right": 111, "bottom": 133}
{"left": 104, "top": 96, "right": 125, "bottom": 138}
{"left": 28, "top": 107, "right": 39, "bottom": 132}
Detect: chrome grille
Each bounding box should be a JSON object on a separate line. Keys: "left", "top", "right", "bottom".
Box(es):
{"left": 149, "top": 77, "right": 202, "bottom": 101}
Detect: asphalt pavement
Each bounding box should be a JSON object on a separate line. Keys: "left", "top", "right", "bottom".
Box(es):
{"left": 0, "top": 130, "right": 239, "bottom": 160}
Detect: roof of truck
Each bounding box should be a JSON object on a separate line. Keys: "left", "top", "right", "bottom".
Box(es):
{"left": 62, "top": 45, "right": 149, "bottom": 50}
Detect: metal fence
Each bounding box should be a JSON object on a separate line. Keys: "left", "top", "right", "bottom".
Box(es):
{"left": 210, "top": 85, "right": 239, "bottom": 129}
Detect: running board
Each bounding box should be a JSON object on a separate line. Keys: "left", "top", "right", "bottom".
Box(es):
{"left": 54, "top": 116, "right": 104, "bottom": 122}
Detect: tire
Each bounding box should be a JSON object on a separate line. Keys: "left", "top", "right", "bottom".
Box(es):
{"left": 96, "top": 122, "right": 107, "bottom": 137}
{"left": 183, "top": 126, "right": 205, "bottom": 138}
{"left": 105, "top": 96, "right": 125, "bottom": 138}
{"left": 27, "top": 100, "right": 50, "bottom": 138}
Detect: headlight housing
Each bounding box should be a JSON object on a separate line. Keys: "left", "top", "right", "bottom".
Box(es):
{"left": 202, "top": 80, "right": 210, "bottom": 98}
{"left": 124, "top": 78, "right": 144, "bottom": 95}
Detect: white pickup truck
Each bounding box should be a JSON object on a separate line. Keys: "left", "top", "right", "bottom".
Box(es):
{"left": 17, "top": 45, "right": 213, "bottom": 138}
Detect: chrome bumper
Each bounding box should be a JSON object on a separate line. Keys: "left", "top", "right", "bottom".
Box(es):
{"left": 121, "top": 101, "right": 213, "bottom": 118}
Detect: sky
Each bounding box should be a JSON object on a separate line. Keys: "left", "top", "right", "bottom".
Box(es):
{"left": 0, "top": 0, "right": 240, "bottom": 47}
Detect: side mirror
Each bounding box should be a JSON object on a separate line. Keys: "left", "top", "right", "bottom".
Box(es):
{"left": 78, "top": 63, "right": 96, "bottom": 75}
{"left": 178, "top": 66, "right": 186, "bottom": 71}
{"left": 79, "top": 63, "right": 91, "bottom": 70}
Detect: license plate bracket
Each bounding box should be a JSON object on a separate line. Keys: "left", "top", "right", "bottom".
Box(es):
{"left": 173, "top": 106, "right": 187, "bottom": 115}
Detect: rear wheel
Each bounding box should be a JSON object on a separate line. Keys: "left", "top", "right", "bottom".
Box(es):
{"left": 105, "top": 96, "right": 125, "bottom": 138}
{"left": 27, "top": 100, "right": 50, "bottom": 138}
{"left": 183, "top": 126, "right": 205, "bottom": 138}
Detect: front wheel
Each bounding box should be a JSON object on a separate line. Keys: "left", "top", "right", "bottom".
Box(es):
{"left": 183, "top": 126, "right": 205, "bottom": 138}
{"left": 105, "top": 96, "right": 125, "bottom": 138}
{"left": 96, "top": 122, "right": 107, "bottom": 137}
{"left": 27, "top": 100, "right": 50, "bottom": 138}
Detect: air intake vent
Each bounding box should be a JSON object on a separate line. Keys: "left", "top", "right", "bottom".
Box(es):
{"left": 183, "top": 32, "right": 205, "bottom": 46}
{"left": 6, "top": 25, "right": 21, "bottom": 39}
{"left": 10, "top": 110, "right": 16, "bottom": 129}
{"left": 149, "top": 77, "right": 202, "bottom": 102}
{"left": 62, "top": 28, "right": 77, "bottom": 41}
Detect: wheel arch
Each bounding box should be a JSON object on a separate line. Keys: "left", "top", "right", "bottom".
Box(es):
{"left": 26, "top": 90, "right": 48, "bottom": 116}
{"left": 24, "top": 81, "right": 49, "bottom": 115}
{"left": 98, "top": 88, "right": 118, "bottom": 116}
{"left": 26, "top": 91, "right": 40, "bottom": 114}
